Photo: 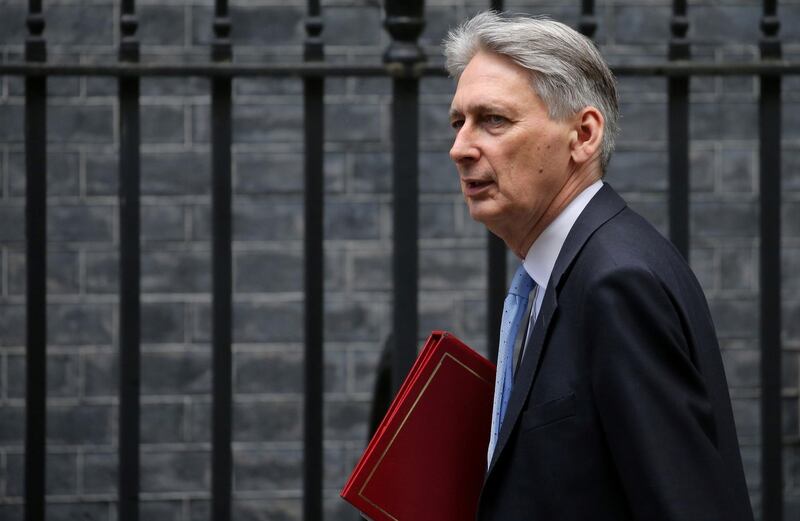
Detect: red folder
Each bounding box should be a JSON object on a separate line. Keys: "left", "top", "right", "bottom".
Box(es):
{"left": 341, "top": 331, "right": 496, "bottom": 521}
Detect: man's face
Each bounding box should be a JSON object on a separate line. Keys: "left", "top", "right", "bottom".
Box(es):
{"left": 449, "top": 51, "right": 574, "bottom": 237}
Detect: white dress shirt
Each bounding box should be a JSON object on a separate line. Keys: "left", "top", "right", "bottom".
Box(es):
{"left": 521, "top": 180, "right": 604, "bottom": 348}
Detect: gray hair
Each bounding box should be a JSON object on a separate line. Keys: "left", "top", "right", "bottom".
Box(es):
{"left": 443, "top": 11, "right": 619, "bottom": 172}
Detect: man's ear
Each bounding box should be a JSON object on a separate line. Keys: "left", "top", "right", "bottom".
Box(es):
{"left": 569, "top": 107, "right": 604, "bottom": 165}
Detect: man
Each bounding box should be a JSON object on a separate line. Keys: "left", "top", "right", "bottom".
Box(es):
{"left": 444, "top": 12, "right": 754, "bottom": 521}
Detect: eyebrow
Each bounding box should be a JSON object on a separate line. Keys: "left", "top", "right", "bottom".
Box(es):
{"left": 449, "top": 103, "right": 511, "bottom": 120}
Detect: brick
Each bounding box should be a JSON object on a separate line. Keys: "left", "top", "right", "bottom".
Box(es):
{"left": 46, "top": 4, "right": 113, "bottom": 45}
{"left": 708, "top": 298, "right": 758, "bottom": 338}
{"left": 688, "top": 247, "right": 715, "bottom": 293}
{"left": 606, "top": 151, "right": 667, "bottom": 192}
{"left": 613, "top": 6, "right": 669, "bottom": 44}
{"left": 6, "top": 452, "right": 78, "bottom": 496}
{"left": 784, "top": 202, "right": 800, "bottom": 238}
{"left": 0, "top": 406, "right": 24, "bottom": 443}
{"left": 48, "top": 105, "right": 114, "bottom": 144}
{"left": 351, "top": 152, "right": 391, "bottom": 193}
{"left": 139, "top": 4, "right": 185, "bottom": 46}
{"left": 141, "top": 451, "right": 209, "bottom": 493}
{"left": 140, "top": 501, "right": 184, "bottom": 521}
{"left": 324, "top": 348, "right": 347, "bottom": 394}
{"left": 47, "top": 353, "right": 81, "bottom": 398}
{"left": 719, "top": 148, "right": 756, "bottom": 193}
{"left": 691, "top": 201, "right": 757, "bottom": 238}
{"left": 325, "top": 399, "right": 369, "bottom": 441}
{"left": 324, "top": 201, "right": 380, "bottom": 240}
{"left": 419, "top": 298, "right": 458, "bottom": 339}
{"left": 351, "top": 249, "right": 391, "bottom": 291}
{"left": 784, "top": 351, "right": 799, "bottom": 391}
{"left": 324, "top": 247, "right": 346, "bottom": 292}
{"left": 232, "top": 301, "right": 303, "bottom": 343}
{"left": 48, "top": 205, "right": 115, "bottom": 242}
{"left": 786, "top": 102, "right": 800, "bottom": 140}
{"left": 142, "top": 402, "right": 185, "bottom": 444}
{"left": 419, "top": 201, "right": 461, "bottom": 239}
{"left": 187, "top": 401, "right": 211, "bottom": 443}
{"left": 731, "top": 397, "right": 760, "bottom": 442}
{"left": 325, "top": 102, "right": 383, "bottom": 142}
{"left": 230, "top": 199, "right": 303, "bottom": 241}
{"left": 83, "top": 452, "right": 117, "bottom": 494}
{"left": 0, "top": 506, "right": 22, "bottom": 521}
{"left": 142, "top": 204, "right": 185, "bottom": 242}
{"left": 323, "top": 6, "right": 382, "bottom": 46}
{"left": 235, "top": 77, "right": 303, "bottom": 97}
{"left": 690, "top": 146, "right": 716, "bottom": 192}
{"left": 233, "top": 449, "right": 302, "bottom": 491}
{"left": 231, "top": 499, "right": 301, "bottom": 521}
{"left": 8, "top": 151, "right": 80, "bottom": 197}
{"left": 324, "top": 298, "right": 387, "bottom": 342}
{"left": 141, "top": 76, "right": 208, "bottom": 97}
{"left": 192, "top": 5, "right": 304, "bottom": 46}
{"left": 784, "top": 147, "right": 800, "bottom": 191}
{"left": 46, "top": 502, "right": 110, "bottom": 521}
{"left": 719, "top": 247, "right": 756, "bottom": 292}
{"left": 420, "top": 151, "right": 459, "bottom": 193}
{"left": 0, "top": 205, "right": 24, "bottom": 241}
{"left": 618, "top": 102, "right": 667, "bottom": 143}
{"left": 419, "top": 103, "right": 453, "bottom": 143}
{"left": 142, "top": 104, "right": 185, "bottom": 145}
{"left": 142, "top": 351, "right": 211, "bottom": 396}
{"left": 786, "top": 301, "right": 800, "bottom": 345}
{"left": 690, "top": 5, "right": 761, "bottom": 44}
{"left": 142, "top": 302, "right": 185, "bottom": 344}
{"left": 142, "top": 151, "right": 211, "bottom": 196}
{"left": 234, "top": 249, "right": 302, "bottom": 293}
{"left": 142, "top": 250, "right": 210, "bottom": 293}
{"left": 0, "top": 103, "right": 25, "bottom": 143}
{"left": 420, "top": 6, "right": 462, "bottom": 49}
{"left": 420, "top": 248, "right": 485, "bottom": 289}
{"left": 721, "top": 349, "right": 759, "bottom": 389}
{"left": 48, "top": 303, "right": 113, "bottom": 345}
{"left": 47, "top": 404, "right": 113, "bottom": 445}
{"left": 226, "top": 104, "right": 304, "bottom": 144}
{"left": 85, "top": 251, "right": 118, "bottom": 294}
{"left": 0, "top": 304, "right": 25, "bottom": 346}
{"left": 8, "top": 250, "right": 80, "bottom": 295}
{"left": 233, "top": 400, "right": 302, "bottom": 442}
{"left": 85, "top": 155, "right": 117, "bottom": 196}
{"left": 235, "top": 350, "right": 302, "bottom": 394}
{"left": 352, "top": 77, "right": 392, "bottom": 96}
{"left": 0, "top": 2, "right": 25, "bottom": 45}
{"left": 83, "top": 350, "right": 116, "bottom": 397}
{"left": 235, "top": 153, "right": 304, "bottom": 194}
{"left": 691, "top": 102, "right": 758, "bottom": 141}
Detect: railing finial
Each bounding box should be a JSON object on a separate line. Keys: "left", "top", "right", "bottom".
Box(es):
{"left": 383, "top": 0, "right": 426, "bottom": 77}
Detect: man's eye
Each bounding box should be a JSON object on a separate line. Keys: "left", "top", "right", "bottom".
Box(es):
{"left": 450, "top": 119, "right": 464, "bottom": 130}
{"left": 485, "top": 114, "right": 507, "bottom": 126}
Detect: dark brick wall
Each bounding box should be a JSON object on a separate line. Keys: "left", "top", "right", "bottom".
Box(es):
{"left": 0, "top": 0, "right": 799, "bottom": 520}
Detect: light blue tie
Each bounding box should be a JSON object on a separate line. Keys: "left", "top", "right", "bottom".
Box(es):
{"left": 487, "top": 264, "right": 535, "bottom": 466}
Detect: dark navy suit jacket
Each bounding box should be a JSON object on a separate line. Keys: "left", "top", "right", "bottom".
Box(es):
{"left": 477, "top": 184, "right": 754, "bottom": 521}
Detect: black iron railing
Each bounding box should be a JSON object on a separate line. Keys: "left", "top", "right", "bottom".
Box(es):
{"left": 1, "top": 0, "right": 794, "bottom": 520}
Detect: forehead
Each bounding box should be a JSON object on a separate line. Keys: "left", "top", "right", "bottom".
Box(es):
{"left": 450, "top": 51, "right": 538, "bottom": 114}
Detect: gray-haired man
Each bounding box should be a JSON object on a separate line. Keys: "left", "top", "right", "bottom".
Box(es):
{"left": 445, "top": 11, "right": 753, "bottom": 521}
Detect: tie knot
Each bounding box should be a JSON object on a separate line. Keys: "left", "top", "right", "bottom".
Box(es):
{"left": 509, "top": 264, "right": 535, "bottom": 297}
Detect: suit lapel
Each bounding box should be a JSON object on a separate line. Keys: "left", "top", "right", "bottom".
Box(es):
{"left": 485, "top": 183, "right": 627, "bottom": 476}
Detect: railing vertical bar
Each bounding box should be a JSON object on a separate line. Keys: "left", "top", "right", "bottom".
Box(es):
{"left": 759, "top": 2, "right": 782, "bottom": 519}
{"left": 211, "top": 1, "right": 233, "bottom": 519}
{"left": 668, "top": 0, "right": 690, "bottom": 259}
{"left": 486, "top": 0, "right": 506, "bottom": 367}
{"left": 383, "top": 1, "right": 425, "bottom": 393}
{"left": 118, "top": 2, "right": 141, "bottom": 521}
{"left": 24, "top": 1, "right": 46, "bottom": 520}
{"left": 579, "top": 0, "right": 598, "bottom": 39}
{"left": 303, "top": 0, "right": 324, "bottom": 519}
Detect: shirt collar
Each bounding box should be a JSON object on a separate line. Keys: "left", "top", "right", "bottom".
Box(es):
{"left": 523, "top": 180, "right": 604, "bottom": 288}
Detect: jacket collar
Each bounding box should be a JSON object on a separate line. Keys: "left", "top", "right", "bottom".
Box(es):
{"left": 485, "top": 183, "right": 627, "bottom": 476}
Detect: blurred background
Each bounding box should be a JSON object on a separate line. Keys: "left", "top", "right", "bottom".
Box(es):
{"left": 0, "top": 0, "right": 799, "bottom": 520}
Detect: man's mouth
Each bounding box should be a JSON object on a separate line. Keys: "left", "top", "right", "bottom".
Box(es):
{"left": 463, "top": 179, "right": 494, "bottom": 196}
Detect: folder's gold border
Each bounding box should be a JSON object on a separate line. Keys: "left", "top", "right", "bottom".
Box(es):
{"left": 357, "top": 351, "right": 491, "bottom": 520}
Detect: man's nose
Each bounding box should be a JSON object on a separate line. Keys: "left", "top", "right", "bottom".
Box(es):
{"left": 449, "top": 126, "right": 480, "bottom": 164}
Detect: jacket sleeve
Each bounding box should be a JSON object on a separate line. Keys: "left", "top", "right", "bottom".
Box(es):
{"left": 585, "top": 265, "right": 739, "bottom": 521}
